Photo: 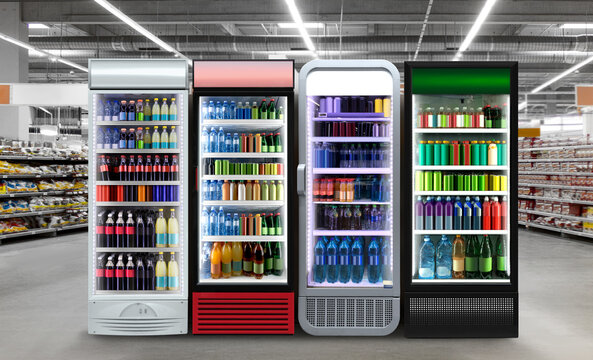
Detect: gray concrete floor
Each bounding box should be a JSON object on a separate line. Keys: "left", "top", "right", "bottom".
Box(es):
{"left": 1, "top": 229, "right": 592, "bottom": 360}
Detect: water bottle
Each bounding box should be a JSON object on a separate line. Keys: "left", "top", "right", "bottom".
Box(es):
{"left": 201, "top": 127, "right": 209, "bottom": 153}
{"left": 215, "top": 101, "right": 222, "bottom": 119}
{"left": 233, "top": 133, "right": 240, "bottom": 152}
{"left": 209, "top": 127, "right": 217, "bottom": 152}
{"left": 207, "top": 101, "right": 215, "bottom": 120}
{"left": 326, "top": 237, "right": 339, "bottom": 283}
{"left": 419, "top": 235, "right": 435, "bottom": 279}
{"left": 222, "top": 100, "right": 230, "bottom": 119}
{"left": 367, "top": 237, "right": 381, "bottom": 283}
{"left": 216, "top": 180, "right": 223, "bottom": 201}
{"left": 217, "top": 207, "right": 225, "bottom": 236}
{"left": 209, "top": 207, "right": 217, "bottom": 236}
{"left": 454, "top": 196, "right": 463, "bottom": 230}
{"left": 232, "top": 213, "right": 240, "bottom": 236}
{"left": 436, "top": 235, "right": 453, "bottom": 279}
{"left": 202, "top": 180, "right": 210, "bottom": 200}
{"left": 201, "top": 242, "right": 213, "bottom": 279}
{"left": 104, "top": 100, "right": 112, "bottom": 121}
{"left": 111, "top": 101, "right": 119, "bottom": 121}
{"left": 201, "top": 207, "right": 209, "bottom": 236}
{"left": 370, "top": 205, "right": 379, "bottom": 230}
{"left": 313, "top": 237, "right": 327, "bottom": 283}
{"left": 244, "top": 102, "right": 252, "bottom": 119}
{"left": 217, "top": 127, "right": 225, "bottom": 153}
{"left": 225, "top": 213, "right": 232, "bottom": 236}
{"left": 225, "top": 133, "right": 232, "bottom": 152}
{"left": 338, "top": 237, "right": 352, "bottom": 283}
{"left": 380, "top": 238, "right": 391, "bottom": 282}
{"left": 96, "top": 100, "right": 104, "bottom": 121}
{"left": 237, "top": 102, "right": 243, "bottom": 119}
{"left": 201, "top": 101, "right": 208, "bottom": 120}
{"left": 97, "top": 128, "right": 104, "bottom": 149}
{"left": 230, "top": 101, "right": 236, "bottom": 118}
{"left": 473, "top": 196, "right": 482, "bottom": 230}
{"left": 209, "top": 180, "right": 217, "bottom": 201}
{"left": 351, "top": 237, "right": 364, "bottom": 283}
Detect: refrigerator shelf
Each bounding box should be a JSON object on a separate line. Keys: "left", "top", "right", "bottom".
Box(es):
{"left": 412, "top": 279, "right": 511, "bottom": 284}
{"left": 311, "top": 137, "right": 390, "bottom": 143}
{"left": 415, "top": 165, "right": 508, "bottom": 171}
{"left": 96, "top": 247, "right": 180, "bottom": 252}
{"left": 413, "top": 128, "right": 507, "bottom": 134}
{"left": 202, "top": 119, "right": 284, "bottom": 127}
{"left": 0, "top": 190, "right": 88, "bottom": 199}
{"left": 95, "top": 181, "right": 181, "bottom": 185}
{"left": 414, "top": 230, "right": 508, "bottom": 235}
{"left": 518, "top": 182, "right": 593, "bottom": 190}
{"left": 97, "top": 201, "right": 180, "bottom": 206}
{"left": 414, "top": 191, "right": 507, "bottom": 196}
{"left": 202, "top": 175, "right": 283, "bottom": 181}
{"left": 95, "top": 148, "right": 180, "bottom": 154}
{"left": 201, "top": 236, "right": 286, "bottom": 242}
{"left": 201, "top": 152, "right": 285, "bottom": 159}
{"left": 313, "top": 230, "right": 391, "bottom": 236}
{"left": 312, "top": 168, "right": 391, "bottom": 174}
{"left": 1, "top": 173, "right": 87, "bottom": 179}
{"left": 202, "top": 200, "right": 284, "bottom": 207}
{"left": 95, "top": 121, "right": 180, "bottom": 126}
{"left": 199, "top": 273, "right": 287, "bottom": 284}
{"left": 312, "top": 117, "right": 391, "bottom": 122}
{"left": 308, "top": 279, "right": 387, "bottom": 288}
{"left": 518, "top": 157, "right": 593, "bottom": 163}
{"left": 313, "top": 200, "right": 389, "bottom": 205}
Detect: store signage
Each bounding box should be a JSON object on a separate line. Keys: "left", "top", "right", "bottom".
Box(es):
{"left": 193, "top": 60, "right": 294, "bottom": 88}
{"left": 576, "top": 85, "right": 593, "bottom": 107}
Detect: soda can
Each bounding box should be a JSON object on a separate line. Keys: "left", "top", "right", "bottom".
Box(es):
{"left": 433, "top": 171, "right": 442, "bottom": 191}
{"left": 240, "top": 163, "right": 247, "bottom": 175}
{"left": 501, "top": 175, "right": 508, "bottom": 191}
{"left": 471, "top": 174, "right": 479, "bottom": 191}
{"left": 478, "top": 175, "right": 486, "bottom": 191}
{"left": 277, "top": 163, "right": 283, "bottom": 175}
{"left": 252, "top": 163, "right": 259, "bottom": 175}
{"left": 415, "top": 171, "right": 424, "bottom": 192}
{"left": 426, "top": 141, "right": 435, "bottom": 165}
{"left": 493, "top": 175, "right": 501, "bottom": 191}
{"left": 259, "top": 163, "right": 265, "bottom": 175}
{"left": 434, "top": 141, "right": 442, "bottom": 166}
{"left": 455, "top": 174, "right": 464, "bottom": 191}
{"left": 463, "top": 175, "right": 471, "bottom": 191}
{"left": 229, "top": 163, "right": 235, "bottom": 175}
{"left": 489, "top": 174, "right": 495, "bottom": 191}
{"left": 443, "top": 175, "right": 450, "bottom": 191}
{"left": 424, "top": 171, "right": 433, "bottom": 191}
{"left": 223, "top": 160, "right": 230, "bottom": 175}
{"left": 214, "top": 160, "right": 222, "bottom": 175}
{"left": 419, "top": 141, "right": 427, "bottom": 165}
{"left": 440, "top": 141, "right": 449, "bottom": 165}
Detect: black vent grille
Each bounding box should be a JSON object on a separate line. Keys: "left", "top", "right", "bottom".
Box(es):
{"left": 409, "top": 296, "right": 515, "bottom": 326}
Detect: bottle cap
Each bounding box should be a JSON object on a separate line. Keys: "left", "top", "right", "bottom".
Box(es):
{"left": 172, "top": 98, "right": 175, "bottom": 101}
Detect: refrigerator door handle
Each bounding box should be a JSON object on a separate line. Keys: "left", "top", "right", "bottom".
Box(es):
{"left": 297, "top": 164, "right": 306, "bottom": 196}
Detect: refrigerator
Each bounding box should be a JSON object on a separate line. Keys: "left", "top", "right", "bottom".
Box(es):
{"left": 403, "top": 62, "right": 518, "bottom": 337}
{"left": 88, "top": 59, "right": 189, "bottom": 335}
{"left": 297, "top": 60, "right": 401, "bottom": 336}
{"left": 190, "top": 60, "right": 296, "bottom": 334}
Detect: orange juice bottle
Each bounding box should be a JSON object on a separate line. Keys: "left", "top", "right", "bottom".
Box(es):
{"left": 221, "top": 242, "right": 232, "bottom": 278}
{"left": 210, "top": 242, "right": 222, "bottom": 279}
{"left": 346, "top": 179, "right": 354, "bottom": 202}
{"left": 231, "top": 242, "right": 243, "bottom": 276}
{"left": 339, "top": 179, "right": 347, "bottom": 202}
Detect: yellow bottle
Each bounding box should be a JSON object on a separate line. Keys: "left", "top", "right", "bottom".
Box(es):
{"left": 276, "top": 180, "right": 284, "bottom": 201}
{"left": 222, "top": 242, "right": 232, "bottom": 278}
{"left": 382, "top": 98, "right": 391, "bottom": 118}
{"left": 211, "top": 242, "right": 222, "bottom": 279}
{"left": 155, "top": 252, "right": 167, "bottom": 290}
{"left": 167, "top": 209, "right": 179, "bottom": 247}
{"left": 231, "top": 242, "right": 243, "bottom": 276}
{"left": 253, "top": 180, "right": 261, "bottom": 201}
{"left": 269, "top": 181, "right": 277, "bottom": 201}
{"left": 374, "top": 97, "right": 383, "bottom": 113}
{"left": 167, "top": 252, "right": 179, "bottom": 290}
{"left": 156, "top": 209, "right": 167, "bottom": 247}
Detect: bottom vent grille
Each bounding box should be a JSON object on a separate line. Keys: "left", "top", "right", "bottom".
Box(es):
{"left": 408, "top": 296, "right": 515, "bottom": 326}
{"left": 304, "top": 297, "right": 394, "bottom": 328}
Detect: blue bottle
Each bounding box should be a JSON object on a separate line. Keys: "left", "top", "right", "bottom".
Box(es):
{"left": 222, "top": 100, "right": 229, "bottom": 119}
{"left": 209, "top": 127, "right": 217, "bottom": 152}
{"left": 217, "top": 127, "right": 225, "bottom": 153}
{"left": 209, "top": 207, "right": 217, "bottom": 236}
{"left": 216, "top": 180, "right": 223, "bottom": 201}
{"left": 367, "top": 237, "right": 381, "bottom": 283}
{"left": 338, "top": 237, "right": 352, "bottom": 283}
{"left": 380, "top": 237, "right": 390, "bottom": 282}
{"left": 326, "top": 237, "right": 339, "bottom": 283}
{"left": 370, "top": 205, "right": 380, "bottom": 230}
{"left": 207, "top": 101, "right": 215, "bottom": 120}
{"left": 436, "top": 235, "right": 453, "bottom": 279}
{"left": 217, "top": 207, "right": 225, "bottom": 236}
{"left": 229, "top": 101, "right": 236, "bottom": 119}
{"left": 119, "top": 129, "right": 127, "bottom": 149}
{"left": 419, "top": 235, "right": 435, "bottom": 279}
{"left": 463, "top": 196, "right": 473, "bottom": 230}
{"left": 202, "top": 180, "right": 210, "bottom": 200}
{"left": 200, "top": 242, "right": 212, "bottom": 279}
{"left": 215, "top": 101, "right": 222, "bottom": 119}
{"left": 118, "top": 101, "right": 127, "bottom": 121}
{"left": 233, "top": 133, "right": 240, "bottom": 152}
{"left": 473, "top": 196, "right": 482, "bottom": 230}
{"left": 201, "top": 207, "right": 209, "bottom": 236}
{"left": 236, "top": 102, "right": 244, "bottom": 119}
{"left": 313, "top": 237, "right": 327, "bottom": 283}
{"left": 96, "top": 100, "right": 105, "bottom": 121}
{"left": 454, "top": 196, "right": 463, "bottom": 230}
{"left": 209, "top": 180, "right": 216, "bottom": 201}
{"left": 244, "top": 102, "right": 252, "bottom": 119}
{"left": 225, "top": 213, "right": 232, "bottom": 236}
{"left": 225, "top": 133, "right": 232, "bottom": 152}
{"left": 351, "top": 237, "right": 364, "bottom": 283}
{"left": 232, "top": 213, "right": 240, "bottom": 236}
{"left": 201, "top": 127, "right": 209, "bottom": 153}
{"left": 201, "top": 101, "right": 208, "bottom": 120}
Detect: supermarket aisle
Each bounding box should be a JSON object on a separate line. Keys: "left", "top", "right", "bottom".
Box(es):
{"left": 1, "top": 229, "right": 592, "bottom": 360}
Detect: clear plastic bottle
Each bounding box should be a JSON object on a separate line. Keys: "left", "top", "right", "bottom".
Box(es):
{"left": 326, "top": 237, "right": 339, "bottom": 283}
{"left": 209, "top": 127, "right": 217, "bottom": 152}
{"left": 217, "top": 127, "right": 225, "bottom": 153}
{"left": 436, "top": 235, "right": 453, "bottom": 279}
{"left": 338, "top": 237, "right": 352, "bottom": 283}
{"left": 367, "top": 237, "right": 381, "bottom": 283}
{"left": 160, "top": 98, "right": 169, "bottom": 121}
{"left": 419, "top": 235, "right": 435, "bottom": 279}
{"left": 169, "top": 98, "right": 177, "bottom": 121}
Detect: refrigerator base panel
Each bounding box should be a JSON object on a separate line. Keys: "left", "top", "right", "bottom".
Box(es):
{"left": 298, "top": 296, "right": 399, "bottom": 336}
{"left": 88, "top": 300, "right": 188, "bottom": 336}
{"left": 404, "top": 292, "right": 518, "bottom": 338}
{"left": 192, "top": 292, "right": 294, "bottom": 334}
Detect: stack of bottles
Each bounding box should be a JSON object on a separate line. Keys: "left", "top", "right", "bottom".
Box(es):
{"left": 201, "top": 128, "right": 283, "bottom": 153}
{"left": 418, "top": 234, "right": 508, "bottom": 279}
{"left": 415, "top": 171, "right": 508, "bottom": 192}
{"left": 202, "top": 159, "right": 283, "bottom": 176}
{"left": 315, "top": 96, "right": 391, "bottom": 117}
{"left": 201, "top": 208, "right": 282, "bottom": 237}
{"left": 95, "top": 208, "right": 179, "bottom": 248}
{"left": 313, "top": 121, "right": 390, "bottom": 137}
{"left": 418, "top": 140, "right": 507, "bottom": 166}
{"left": 416, "top": 105, "right": 506, "bottom": 129}
{"left": 201, "top": 98, "right": 284, "bottom": 120}
{"left": 96, "top": 98, "right": 178, "bottom": 122}
{"left": 415, "top": 196, "right": 507, "bottom": 231}
{"left": 202, "top": 179, "right": 284, "bottom": 201}
{"left": 316, "top": 204, "right": 388, "bottom": 231}
{"left": 95, "top": 251, "right": 179, "bottom": 291}
{"left": 203, "top": 241, "right": 284, "bottom": 280}
{"left": 312, "top": 236, "right": 390, "bottom": 284}
{"left": 314, "top": 143, "right": 389, "bottom": 168}
{"left": 97, "top": 126, "right": 178, "bottom": 150}
{"left": 313, "top": 175, "right": 389, "bottom": 202}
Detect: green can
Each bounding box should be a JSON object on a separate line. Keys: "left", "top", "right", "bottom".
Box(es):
{"left": 434, "top": 141, "right": 442, "bottom": 166}
{"left": 419, "top": 141, "right": 427, "bottom": 165}
{"left": 252, "top": 163, "right": 259, "bottom": 175}
{"left": 424, "top": 171, "right": 433, "bottom": 191}
{"left": 478, "top": 174, "right": 486, "bottom": 191}
{"left": 454, "top": 174, "right": 463, "bottom": 191}
{"left": 434, "top": 171, "right": 442, "bottom": 191}
{"left": 426, "top": 141, "right": 435, "bottom": 166}
{"left": 471, "top": 141, "right": 480, "bottom": 166}
{"left": 240, "top": 163, "right": 247, "bottom": 175}
{"left": 479, "top": 141, "right": 488, "bottom": 165}
{"left": 471, "top": 174, "right": 479, "bottom": 191}
{"left": 415, "top": 171, "right": 424, "bottom": 191}
{"left": 222, "top": 160, "right": 230, "bottom": 175}
{"left": 441, "top": 141, "right": 449, "bottom": 165}
{"left": 463, "top": 175, "right": 471, "bottom": 191}
{"left": 214, "top": 160, "right": 222, "bottom": 175}
{"left": 500, "top": 141, "right": 507, "bottom": 165}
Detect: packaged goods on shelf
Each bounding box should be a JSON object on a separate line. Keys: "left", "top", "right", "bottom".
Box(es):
{"left": 0, "top": 145, "right": 88, "bottom": 159}
{"left": 0, "top": 218, "right": 28, "bottom": 234}
{"left": 0, "top": 161, "right": 88, "bottom": 176}
{"left": 0, "top": 180, "right": 37, "bottom": 193}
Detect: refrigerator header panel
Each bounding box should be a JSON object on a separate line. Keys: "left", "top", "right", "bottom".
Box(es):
{"left": 89, "top": 59, "right": 189, "bottom": 90}
{"left": 412, "top": 67, "right": 511, "bottom": 95}
{"left": 193, "top": 60, "right": 294, "bottom": 88}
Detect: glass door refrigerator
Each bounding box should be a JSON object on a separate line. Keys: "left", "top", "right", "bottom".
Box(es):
{"left": 88, "top": 59, "right": 189, "bottom": 335}
{"left": 190, "top": 60, "right": 296, "bottom": 334}
{"left": 403, "top": 62, "right": 518, "bottom": 337}
{"left": 297, "top": 60, "right": 400, "bottom": 336}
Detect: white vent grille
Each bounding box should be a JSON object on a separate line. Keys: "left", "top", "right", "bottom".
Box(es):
{"left": 305, "top": 297, "right": 394, "bottom": 328}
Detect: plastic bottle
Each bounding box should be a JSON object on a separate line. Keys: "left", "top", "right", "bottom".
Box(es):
{"left": 454, "top": 196, "right": 463, "bottom": 230}
{"left": 338, "top": 237, "right": 351, "bottom": 283}
{"left": 232, "top": 213, "right": 240, "bottom": 235}
{"left": 209, "top": 207, "right": 217, "bottom": 236}
{"left": 488, "top": 141, "right": 498, "bottom": 165}
{"left": 200, "top": 242, "right": 212, "bottom": 279}
{"left": 415, "top": 196, "right": 425, "bottom": 230}
{"left": 444, "top": 196, "right": 454, "bottom": 230}
{"left": 463, "top": 196, "right": 473, "bottom": 230}
{"left": 222, "top": 100, "right": 229, "bottom": 119}
{"left": 434, "top": 196, "right": 444, "bottom": 230}
{"left": 452, "top": 235, "right": 465, "bottom": 279}
{"left": 368, "top": 237, "right": 381, "bottom": 283}
{"left": 419, "top": 235, "right": 435, "bottom": 279}
{"left": 150, "top": 126, "right": 160, "bottom": 149}
{"left": 210, "top": 243, "right": 222, "bottom": 279}
{"left": 492, "top": 196, "right": 501, "bottom": 230}
{"left": 313, "top": 237, "right": 327, "bottom": 283}
{"left": 326, "top": 237, "right": 339, "bottom": 283}
{"left": 242, "top": 242, "right": 253, "bottom": 276}
{"left": 480, "top": 235, "right": 493, "bottom": 279}
{"left": 473, "top": 197, "right": 482, "bottom": 230}
{"left": 155, "top": 209, "right": 167, "bottom": 247}
{"left": 424, "top": 197, "right": 434, "bottom": 230}
{"left": 155, "top": 252, "right": 167, "bottom": 290}
{"left": 168, "top": 126, "right": 177, "bottom": 148}
{"left": 167, "top": 209, "right": 179, "bottom": 247}
{"left": 217, "top": 127, "right": 225, "bottom": 153}
{"left": 207, "top": 100, "right": 215, "bottom": 120}
{"left": 465, "top": 236, "right": 480, "bottom": 279}
{"left": 221, "top": 242, "right": 232, "bottom": 278}
{"left": 436, "top": 235, "right": 453, "bottom": 279}
{"left": 231, "top": 242, "right": 243, "bottom": 276}
{"left": 232, "top": 133, "right": 240, "bottom": 152}
{"left": 218, "top": 207, "right": 225, "bottom": 236}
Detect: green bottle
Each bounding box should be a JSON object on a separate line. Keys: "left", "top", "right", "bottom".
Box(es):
{"left": 275, "top": 132, "right": 282, "bottom": 153}
{"left": 273, "top": 242, "right": 284, "bottom": 276}
{"left": 268, "top": 99, "right": 276, "bottom": 119}
{"left": 261, "top": 132, "right": 268, "bottom": 152}
{"left": 495, "top": 236, "right": 508, "bottom": 278}
{"left": 264, "top": 242, "right": 274, "bottom": 275}
{"left": 465, "top": 235, "right": 480, "bottom": 279}
{"left": 479, "top": 235, "right": 493, "bottom": 279}
{"left": 267, "top": 213, "right": 275, "bottom": 236}
{"left": 251, "top": 102, "right": 258, "bottom": 119}
{"left": 261, "top": 213, "right": 268, "bottom": 236}
{"left": 275, "top": 212, "right": 282, "bottom": 236}
{"left": 259, "top": 99, "right": 268, "bottom": 120}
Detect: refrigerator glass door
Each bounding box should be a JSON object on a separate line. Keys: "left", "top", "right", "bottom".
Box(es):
{"left": 197, "top": 95, "right": 289, "bottom": 285}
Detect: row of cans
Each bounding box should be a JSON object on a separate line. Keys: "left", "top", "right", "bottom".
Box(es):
{"left": 203, "top": 159, "right": 283, "bottom": 176}
{"left": 415, "top": 171, "right": 508, "bottom": 192}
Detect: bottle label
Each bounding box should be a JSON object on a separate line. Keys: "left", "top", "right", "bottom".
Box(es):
{"left": 453, "top": 259, "right": 464, "bottom": 272}
{"left": 222, "top": 262, "right": 231, "bottom": 274}
{"left": 497, "top": 256, "right": 506, "bottom": 271}
{"left": 437, "top": 266, "right": 451, "bottom": 277}
{"left": 156, "top": 233, "right": 167, "bottom": 246}
{"left": 168, "top": 276, "right": 179, "bottom": 289}
{"left": 125, "top": 269, "right": 135, "bottom": 278}
{"left": 352, "top": 255, "right": 363, "bottom": 266}
{"left": 339, "top": 255, "right": 350, "bottom": 265}
{"left": 243, "top": 261, "right": 253, "bottom": 272}
{"left": 156, "top": 276, "right": 167, "bottom": 289}
{"left": 125, "top": 226, "right": 135, "bottom": 235}
{"left": 105, "top": 269, "right": 113, "bottom": 278}
{"left": 96, "top": 226, "right": 104, "bottom": 235}
{"left": 253, "top": 262, "right": 264, "bottom": 275}
{"left": 171, "top": 165, "right": 179, "bottom": 173}
{"left": 170, "top": 114, "right": 177, "bottom": 121}
{"left": 479, "top": 257, "right": 492, "bottom": 272}
{"left": 315, "top": 255, "right": 325, "bottom": 265}
{"left": 369, "top": 255, "right": 380, "bottom": 266}
{"left": 273, "top": 259, "right": 283, "bottom": 271}
{"left": 95, "top": 269, "right": 105, "bottom": 277}
{"left": 276, "top": 226, "right": 283, "bottom": 236}
{"left": 265, "top": 258, "right": 273, "bottom": 270}
{"left": 167, "top": 233, "right": 179, "bottom": 246}
{"left": 116, "top": 226, "right": 124, "bottom": 235}
{"left": 232, "top": 261, "right": 242, "bottom": 273}
{"left": 327, "top": 256, "right": 337, "bottom": 266}
{"left": 115, "top": 269, "right": 124, "bottom": 278}
{"left": 268, "top": 228, "right": 276, "bottom": 236}
{"left": 465, "top": 257, "right": 478, "bottom": 271}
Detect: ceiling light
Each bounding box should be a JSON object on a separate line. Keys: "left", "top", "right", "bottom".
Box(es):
{"left": 518, "top": 101, "right": 527, "bottom": 111}
{"left": 277, "top": 22, "right": 324, "bottom": 29}
{"left": 284, "top": 0, "right": 316, "bottom": 53}
{"left": 28, "top": 23, "right": 49, "bottom": 29}
{"left": 453, "top": 0, "right": 498, "bottom": 60}
{"left": 40, "top": 125, "right": 58, "bottom": 136}
{"left": 531, "top": 56, "right": 593, "bottom": 93}
{"left": 94, "top": 0, "right": 188, "bottom": 61}
{"left": 560, "top": 24, "right": 593, "bottom": 29}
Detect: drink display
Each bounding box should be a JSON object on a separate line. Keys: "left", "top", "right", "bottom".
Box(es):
{"left": 415, "top": 196, "right": 507, "bottom": 231}
{"left": 202, "top": 98, "right": 283, "bottom": 120}
{"left": 201, "top": 209, "right": 282, "bottom": 237}
{"left": 95, "top": 98, "right": 178, "bottom": 122}
{"left": 202, "top": 160, "right": 283, "bottom": 176}
{"left": 417, "top": 139, "right": 507, "bottom": 166}
{"left": 416, "top": 104, "right": 507, "bottom": 129}
{"left": 208, "top": 241, "right": 284, "bottom": 280}
{"left": 313, "top": 143, "right": 389, "bottom": 168}
{"left": 414, "top": 171, "right": 507, "bottom": 192}
{"left": 313, "top": 176, "right": 389, "bottom": 202}
{"left": 201, "top": 129, "right": 283, "bottom": 153}
{"left": 96, "top": 126, "right": 178, "bottom": 149}
{"left": 201, "top": 179, "right": 284, "bottom": 201}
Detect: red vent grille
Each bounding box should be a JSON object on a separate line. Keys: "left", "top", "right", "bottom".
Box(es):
{"left": 193, "top": 292, "right": 294, "bottom": 334}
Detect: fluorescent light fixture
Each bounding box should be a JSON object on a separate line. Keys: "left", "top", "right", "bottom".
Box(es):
{"left": 94, "top": 0, "right": 188, "bottom": 60}
{"left": 28, "top": 23, "right": 49, "bottom": 29}
{"left": 561, "top": 24, "right": 593, "bottom": 29}
{"left": 453, "top": 0, "right": 498, "bottom": 60}
{"left": 277, "top": 22, "right": 323, "bottom": 29}
{"left": 531, "top": 56, "right": 593, "bottom": 93}
{"left": 284, "top": 0, "right": 316, "bottom": 53}
{"left": 518, "top": 101, "right": 527, "bottom": 111}
{"left": 40, "top": 125, "right": 58, "bottom": 136}
{"left": 0, "top": 31, "right": 88, "bottom": 72}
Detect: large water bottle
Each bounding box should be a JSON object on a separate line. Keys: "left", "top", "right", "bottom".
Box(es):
{"left": 313, "top": 237, "right": 327, "bottom": 283}
{"left": 233, "top": 133, "right": 240, "bottom": 152}
{"left": 230, "top": 101, "right": 236, "bottom": 119}
{"left": 326, "top": 237, "right": 339, "bottom": 283}
{"left": 201, "top": 101, "right": 208, "bottom": 120}
{"left": 111, "top": 101, "right": 119, "bottom": 121}
{"left": 368, "top": 237, "right": 381, "bottom": 283}
{"left": 209, "top": 127, "right": 217, "bottom": 152}
{"left": 111, "top": 127, "right": 119, "bottom": 149}
{"left": 104, "top": 100, "right": 112, "bottom": 120}
{"left": 380, "top": 238, "right": 391, "bottom": 282}
{"left": 436, "top": 235, "right": 453, "bottom": 279}
{"left": 209, "top": 180, "right": 217, "bottom": 201}
{"left": 96, "top": 128, "right": 104, "bottom": 149}
{"left": 419, "top": 235, "right": 435, "bottom": 279}
{"left": 232, "top": 213, "right": 240, "bottom": 235}
{"left": 96, "top": 100, "right": 104, "bottom": 121}
{"left": 209, "top": 207, "right": 217, "bottom": 236}
{"left": 201, "top": 127, "right": 209, "bottom": 153}
{"left": 225, "top": 213, "right": 232, "bottom": 236}
{"left": 217, "top": 127, "right": 225, "bottom": 153}
{"left": 215, "top": 101, "right": 222, "bottom": 119}
{"left": 201, "top": 207, "right": 209, "bottom": 236}
{"left": 222, "top": 100, "right": 230, "bottom": 119}
{"left": 207, "top": 101, "right": 215, "bottom": 120}
{"left": 338, "top": 237, "right": 352, "bottom": 283}
{"left": 351, "top": 237, "right": 364, "bottom": 283}
{"left": 225, "top": 133, "right": 232, "bottom": 152}
{"left": 202, "top": 180, "right": 210, "bottom": 201}
{"left": 200, "top": 242, "right": 213, "bottom": 279}
{"left": 217, "top": 207, "right": 225, "bottom": 236}
{"left": 216, "top": 180, "right": 223, "bottom": 201}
